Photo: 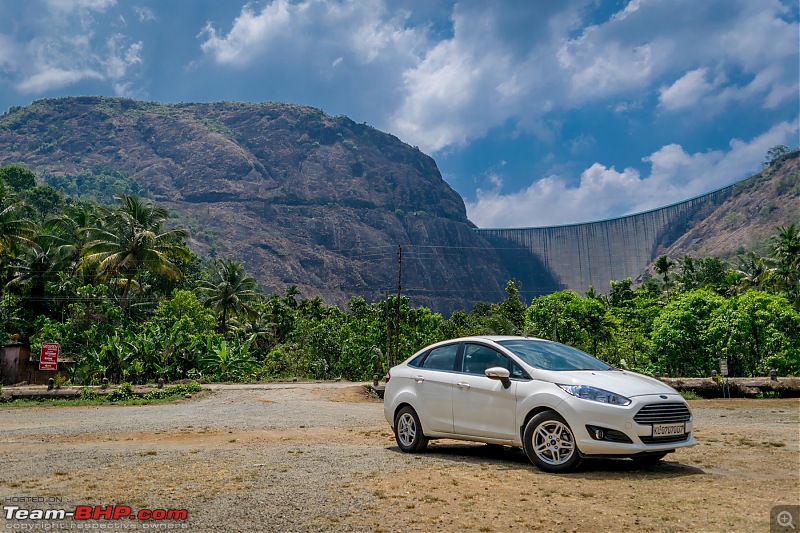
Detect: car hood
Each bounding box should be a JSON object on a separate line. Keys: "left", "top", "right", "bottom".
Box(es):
{"left": 540, "top": 369, "right": 679, "bottom": 398}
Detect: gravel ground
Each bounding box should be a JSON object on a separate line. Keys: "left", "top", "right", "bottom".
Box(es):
{"left": 1, "top": 384, "right": 798, "bottom": 532}
{"left": 1, "top": 383, "right": 398, "bottom": 532}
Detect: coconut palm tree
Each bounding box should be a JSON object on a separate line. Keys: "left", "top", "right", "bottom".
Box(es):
{"left": 0, "top": 185, "right": 36, "bottom": 298}
{"left": 5, "top": 220, "right": 83, "bottom": 298}
{"left": 0, "top": 184, "right": 34, "bottom": 259}
{"left": 196, "top": 259, "right": 261, "bottom": 335}
{"left": 79, "top": 194, "right": 190, "bottom": 307}
{"left": 771, "top": 224, "right": 799, "bottom": 272}
{"left": 767, "top": 224, "right": 800, "bottom": 304}
{"left": 654, "top": 255, "right": 675, "bottom": 296}
{"left": 733, "top": 251, "right": 769, "bottom": 291}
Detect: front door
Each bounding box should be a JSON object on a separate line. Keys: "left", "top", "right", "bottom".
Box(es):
{"left": 452, "top": 344, "right": 518, "bottom": 440}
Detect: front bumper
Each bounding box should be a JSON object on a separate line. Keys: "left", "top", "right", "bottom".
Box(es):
{"left": 557, "top": 394, "right": 697, "bottom": 456}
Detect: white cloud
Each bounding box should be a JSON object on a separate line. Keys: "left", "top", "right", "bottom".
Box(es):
{"left": 0, "top": 34, "right": 19, "bottom": 69}
{"left": 0, "top": 1, "right": 144, "bottom": 95}
{"left": 392, "top": 36, "right": 505, "bottom": 151}
{"left": 133, "top": 6, "right": 155, "bottom": 22}
{"left": 196, "top": 0, "right": 427, "bottom": 129}
{"left": 17, "top": 67, "right": 103, "bottom": 93}
{"left": 103, "top": 35, "right": 143, "bottom": 79}
{"left": 658, "top": 68, "right": 717, "bottom": 111}
{"left": 16, "top": 32, "right": 143, "bottom": 94}
{"left": 557, "top": 36, "right": 660, "bottom": 102}
{"left": 466, "top": 119, "right": 799, "bottom": 228}
{"left": 199, "top": 0, "right": 423, "bottom": 69}
{"left": 660, "top": 65, "right": 799, "bottom": 118}
{"left": 45, "top": 0, "right": 115, "bottom": 12}
{"left": 390, "top": 0, "right": 798, "bottom": 153}
{"left": 200, "top": 0, "right": 293, "bottom": 67}
{"left": 390, "top": 2, "right": 571, "bottom": 152}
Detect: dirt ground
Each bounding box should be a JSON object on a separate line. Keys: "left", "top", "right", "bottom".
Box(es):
{"left": 359, "top": 400, "right": 800, "bottom": 532}
{"left": 0, "top": 386, "right": 797, "bottom": 532}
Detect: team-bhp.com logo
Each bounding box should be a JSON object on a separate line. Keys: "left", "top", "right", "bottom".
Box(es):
{"left": 4, "top": 505, "right": 188, "bottom": 527}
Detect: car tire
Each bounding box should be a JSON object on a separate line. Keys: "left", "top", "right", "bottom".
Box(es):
{"left": 394, "top": 406, "right": 428, "bottom": 453}
{"left": 631, "top": 452, "right": 669, "bottom": 465}
{"left": 523, "top": 411, "right": 582, "bottom": 473}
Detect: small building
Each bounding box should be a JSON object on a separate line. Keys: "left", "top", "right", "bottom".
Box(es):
{"left": 0, "top": 343, "right": 74, "bottom": 385}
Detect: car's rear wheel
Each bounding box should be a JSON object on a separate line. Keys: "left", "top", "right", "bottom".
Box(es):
{"left": 394, "top": 406, "right": 428, "bottom": 453}
{"left": 523, "top": 411, "right": 582, "bottom": 473}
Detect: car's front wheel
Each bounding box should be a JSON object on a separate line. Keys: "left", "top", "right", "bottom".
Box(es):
{"left": 394, "top": 406, "right": 428, "bottom": 453}
{"left": 523, "top": 411, "right": 582, "bottom": 473}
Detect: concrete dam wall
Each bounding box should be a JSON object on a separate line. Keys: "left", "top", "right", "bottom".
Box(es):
{"left": 475, "top": 185, "right": 734, "bottom": 296}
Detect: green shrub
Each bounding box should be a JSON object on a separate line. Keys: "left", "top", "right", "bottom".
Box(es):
{"left": 80, "top": 387, "right": 98, "bottom": 400}
{"left": 53, "top": 374, "right": 70, "bottom": 389}
{"left": 142, "top": 382, "right": 201, "bottom": 400}
{"left": 107, "top": 382, "right": 134, "bottom": 402}
{"left": 679, "top": 390, "right": 702, "bottom": 400}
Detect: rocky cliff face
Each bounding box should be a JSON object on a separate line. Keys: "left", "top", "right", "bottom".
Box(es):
{"left": 0, "top": 97, "right": 548, "bottom": 312}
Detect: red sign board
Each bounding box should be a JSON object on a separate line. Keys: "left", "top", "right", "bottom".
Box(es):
{"left": 39, "top": 343, "right": 59, "bottom": 371}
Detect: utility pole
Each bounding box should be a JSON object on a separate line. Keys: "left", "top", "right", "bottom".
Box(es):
{"left": 394, "top": 245, "right": 402, "bottom": 367}
{"left": 385, "top": 290, "right": 391, "bottom": 372}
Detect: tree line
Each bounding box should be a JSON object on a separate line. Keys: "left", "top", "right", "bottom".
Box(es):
{"left": 1, "top": 162, "right": 798, "bottom": 384}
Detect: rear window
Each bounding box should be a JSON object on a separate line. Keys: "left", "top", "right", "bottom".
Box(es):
{"left": 420, "top": 344, "right": 459, "bottom": 371}
{"left": 407, "top": 351, "right": 427, "bottom": 367}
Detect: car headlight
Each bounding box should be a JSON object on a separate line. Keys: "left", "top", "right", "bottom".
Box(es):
{"left": 558, "top": 384, "right": 631, "bottom": 406}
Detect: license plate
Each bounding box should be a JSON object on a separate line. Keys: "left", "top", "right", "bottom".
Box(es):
{"left": 651, "top": 423, "right": 685, "bottom": 437}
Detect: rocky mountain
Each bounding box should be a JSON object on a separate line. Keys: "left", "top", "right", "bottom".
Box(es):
{"left": 0, "top": 97, "right": 559, "bottom": 312}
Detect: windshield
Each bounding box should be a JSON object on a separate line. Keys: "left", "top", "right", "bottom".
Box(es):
{"left": 498, "top": 339, "right": 612, "bottom": 371}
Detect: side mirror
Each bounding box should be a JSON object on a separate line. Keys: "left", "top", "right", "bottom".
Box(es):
{"left": 485, "top": 367, "right": 511, "bottom": 389}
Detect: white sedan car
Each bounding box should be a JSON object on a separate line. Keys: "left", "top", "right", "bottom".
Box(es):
{"left": 383, "top": 336, "right": 697, "bottom": 472}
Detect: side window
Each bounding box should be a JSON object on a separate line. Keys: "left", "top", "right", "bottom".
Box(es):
{"left": 462, "top": 344, "right": 530, "bottom": 379}
{"left": 407, "top": 351, "right": 427, "bottom": 367}
{"left": 420, "top": 344, "right": 459, "bottom": 371}
{"left": 462, "top": 344, "right": 509, "bottom": 375}
{"left": 510, "top": 361, "right": 528, "bottom": 379}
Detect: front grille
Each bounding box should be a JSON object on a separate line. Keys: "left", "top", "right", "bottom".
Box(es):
{"left": 633, "top": 403, "right": 691, "bottom": 425}
{"left": 640, "top": 433, "right": 690, "bottom": 444}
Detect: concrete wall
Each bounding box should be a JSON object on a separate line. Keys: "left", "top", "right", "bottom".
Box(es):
{"left": 476, "top": 186, "right": 733, "bottom": 295}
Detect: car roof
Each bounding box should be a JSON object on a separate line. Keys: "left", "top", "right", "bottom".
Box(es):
{"left": 443, "top": 335, "right": 549, "bottom": 343}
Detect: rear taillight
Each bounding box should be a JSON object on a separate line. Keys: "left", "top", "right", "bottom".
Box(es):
{"left": 384, "top": 370, "right": 391, "bottom": 384}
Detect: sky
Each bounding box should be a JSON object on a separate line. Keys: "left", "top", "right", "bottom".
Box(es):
{"left": 0, "top": 0, "right": 797, "bottom": 228}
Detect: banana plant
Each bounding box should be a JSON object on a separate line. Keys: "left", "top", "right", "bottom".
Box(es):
{"left": 200, "top": 336, "right": 256, "bottom": 381}
{"left": 78, "top": 347, "right": 108, "bottom": 385}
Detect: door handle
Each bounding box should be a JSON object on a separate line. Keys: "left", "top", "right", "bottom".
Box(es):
{"left": 456, "top": 382, "right": 470, "bottom": 389}
{"left": 414, "top": 375, "right": 425, "bottom": 383}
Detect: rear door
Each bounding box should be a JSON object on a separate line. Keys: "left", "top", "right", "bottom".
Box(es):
{"left": 410, "top": 343, "right": 460, "bottom": 433}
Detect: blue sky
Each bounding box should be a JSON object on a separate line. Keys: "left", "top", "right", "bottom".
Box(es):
{"left": 0, "top": 0, "right": 797, "bottom": 227}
